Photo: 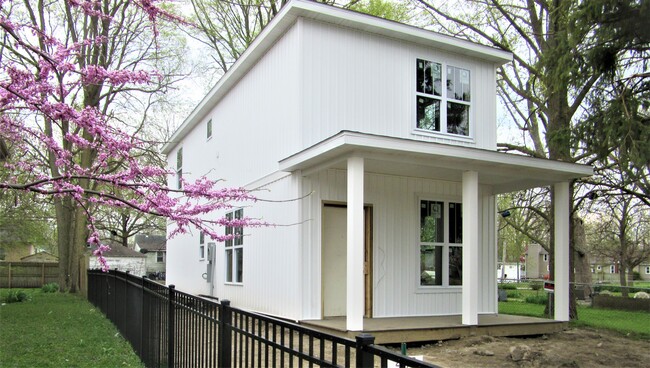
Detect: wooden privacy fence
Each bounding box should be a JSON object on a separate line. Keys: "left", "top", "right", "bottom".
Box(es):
{"left": 0, "top": 262, "right": 58, "bottom": 288}
{"left": 88, "top": 269, "right": 438, "bottom": 368}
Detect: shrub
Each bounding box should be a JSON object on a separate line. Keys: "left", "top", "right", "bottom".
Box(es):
{"left": 633, "top": 271, "right": 641, "bottom": 280}
{"left": 498, "top": 283, "right": 517, "bottom": 290}
{"left": 3, "top": 290, "right": 30, "bottom": 303}
{"left": 525, "top": 294, "right": 548, "bottom": 305}
{"left": 530, "top": 281, "right": 542, "bottom": 291}
{"left": 41, "top": 283, "right": 60, "bottom": 293}
{"left": 633, "top": 291, "right": 649, "bottom": 299}
{"left": 507, "top": 291, "right": 522, "bottom": 298}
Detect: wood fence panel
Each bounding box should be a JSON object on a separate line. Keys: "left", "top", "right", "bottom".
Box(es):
{"left": 0, "top": 262, "right": 59, "bottom": 288}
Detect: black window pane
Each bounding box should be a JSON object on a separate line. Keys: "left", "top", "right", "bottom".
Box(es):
{"left": 226, "top": 249, "right": 233, "bottom": 282}
{"left": 417, "top": 97, "right": 440, "bottom": 132}
{"left": 225, "top": 212, "right": 233, "bottom": 247}
{"left": 234, "top": 209, "right": 243, "bottom": 246}
{"left": 420, "top": 245, "right": 443, "bottom": 286}
{"left": 449, "top": 202, "right": 462, "bottom": 243}
{"left": 449, "top": 246, "right": 463, "bottom": 285}
{"left": 417, "top": 59, "right": 442, "bottom": 96}
{"left": 447, "top": 102, "right": 469, "bottom": 136}
{"left": 235, "top": 248, "right": 243, "bottom": 283}
{"left": 421, "top": 200, "right": 444, "bottom": 243}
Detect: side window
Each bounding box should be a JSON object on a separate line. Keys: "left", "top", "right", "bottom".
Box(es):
{"left": 416, "top": 59, "right": 471, "bottom": 137}
{"left": 176, "top": 147, "right": 183, "bottom": 189}
{"left": 207, "top": 119, "right": 212, "bottom": 140}
{"left": 225, "top": 209, "right": 244, "bottom": 284}
{"left": 199, "top": 231, "right": 205, "bottom": 260}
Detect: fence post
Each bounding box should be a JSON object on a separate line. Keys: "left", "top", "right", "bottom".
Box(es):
{"left": 168, "top": 284, "right": 175, "bottom": 368}
{"left": 218, "top": 300, "right": 232, "bottom": 368}
{"left": 355, "top": 333, "right": 375, "bottom": 368}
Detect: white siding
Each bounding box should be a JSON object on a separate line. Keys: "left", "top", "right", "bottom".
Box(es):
{"left": 300, "top": 19, "right": 498, "bottom": 150}
{"left": 166, "top": 25, "right": 302, "bottom": 300}
{"left": 304, "top": 169, "right": 497, "bottom": 317}
{"left": 213, "top": 174, "right": 303, "bottom": 319}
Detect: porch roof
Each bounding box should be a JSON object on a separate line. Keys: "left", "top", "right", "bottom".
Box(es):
{"left": 279, "top": 131, "right": 593, "bottom": 194}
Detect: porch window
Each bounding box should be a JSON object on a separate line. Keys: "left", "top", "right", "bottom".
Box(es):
{"left": 416, "top": 59, "right": 470, "bottom": 136}
{"left": 419, "top": 200, "right": 463, "bottom": 287}
{"left": 225, "top": 209, "right": 244, "bottom": 284}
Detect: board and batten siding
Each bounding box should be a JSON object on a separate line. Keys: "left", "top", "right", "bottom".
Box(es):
{"left": 299, "top": 19, "right": 498, "bottom": 151}
{"left": 304, "top": 169, "right": 497, "bottom": 318}
{"left": 165, "top": 24, "right": 302, "bottom": 298}
{"left": 212, "top": 174, "right": 304, "bottom": 320}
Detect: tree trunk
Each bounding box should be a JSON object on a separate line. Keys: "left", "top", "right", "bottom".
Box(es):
{"left": 573, "top": 217, "right": 592, "bottom": 298}
{"left": 619, "top": 260, "right": 629, "bottom": 297}
{"left": 55, "top": 198, "right": 87, "bottom": 292}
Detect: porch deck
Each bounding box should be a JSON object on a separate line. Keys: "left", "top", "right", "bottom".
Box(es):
{"left": 301, "top": 315, "right": 567, "bottom": 344}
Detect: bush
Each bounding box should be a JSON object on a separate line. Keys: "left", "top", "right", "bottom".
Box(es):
{"left": 530, "top": 281, "right": 542, "bottom": 291}
{"left": 507, "top": 291, "right": 522, "bottom": 298}
{"left": 632, "top": 271, "right": 641, "bottom": 280}
{"left": 525, "top": 294, "right": 548, "bottom": 305}
{"left": 41, "top": 283, "right": 60, "bottom": 293}
{"left": 3, "top": 290, "right": 30, "bottom": 304}
{"left": 498, "top": 283, "right": 518, "bottom": 290}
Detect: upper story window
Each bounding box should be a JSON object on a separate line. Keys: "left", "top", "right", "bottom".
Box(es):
{"left": 225, "top": 209, "right": 244, "bottom": 284}
{"left": 207, "top": 119, "right": 212, "bottom": 140}
{"left": 416, "top": 59, "right": 471, "bottom": 137}
{"left": 419, "top": 200, "right": 463, "bottom": 287}
{"left": 156, "top": 251, "right": 165, "bottom": 263}
{"left": 176, "top": 147, "right": 183, "bottom": 189}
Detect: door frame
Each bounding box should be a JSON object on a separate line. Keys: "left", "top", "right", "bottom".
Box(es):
{"left": 321, "top": 202, "right": 373, "bottom": 318}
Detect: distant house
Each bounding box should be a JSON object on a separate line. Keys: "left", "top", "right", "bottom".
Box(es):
{"left": 21, "top": 251, "right": 58, "bottom": 263}
{"left": 635, "top": 263, "right": 650, "bottom": 281}
{"left": 525, "top": 243, "right": 549, "bottom": 279}
{"left": 134, "top": 234, "right": 166, "bottom": 277}
{"left": 0, "top": 244, "right": 35, "bottom": 262}
{"left": 497, "top": 262, "right": 525, "bottom": 282}
{"left": 88, "top": 244, "right": 146, "bottom": 276}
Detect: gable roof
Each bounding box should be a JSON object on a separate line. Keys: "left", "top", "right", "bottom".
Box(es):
{"left": 134, "top": 234, "right": 167, "bottom": 252}
{"left": 161, "top": 0, "right": 513, "bottom": 155}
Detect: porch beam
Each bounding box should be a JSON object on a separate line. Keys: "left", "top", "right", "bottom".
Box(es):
{"left": 554, "top": 181, "right": 570, "bottom": 321}
{"left": 462, "top": 170, "right": 479, "bottom": 325}
{"left": 347, "top": 156, "right": 365, "bottom": 331}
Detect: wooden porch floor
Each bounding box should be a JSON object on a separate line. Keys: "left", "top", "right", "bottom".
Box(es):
{"left": 300, "top": 315, "right": 567, "bottom": 344}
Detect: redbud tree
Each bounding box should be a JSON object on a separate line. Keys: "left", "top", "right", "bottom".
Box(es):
{"left": 0, "top": 0, "right": 265, "bottom": 292}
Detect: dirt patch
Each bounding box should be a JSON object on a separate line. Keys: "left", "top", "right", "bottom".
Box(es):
{"left": 401, "top": 328, "right": 650, "bottom": 368}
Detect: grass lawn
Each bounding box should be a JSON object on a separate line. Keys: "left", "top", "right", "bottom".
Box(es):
{"left": 499, "top": 300, "right": 650, "bottom": 339}
{"left": 0, "top": 288, "right": 143, "bottom": 368}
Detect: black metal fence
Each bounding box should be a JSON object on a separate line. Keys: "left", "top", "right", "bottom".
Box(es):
{"left": 87, "top": 269, "right": 438, "bottom": 368}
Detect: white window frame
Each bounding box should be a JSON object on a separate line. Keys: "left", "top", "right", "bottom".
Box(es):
{"left": 156, "top": 251, "right": 164, "bottom": 263}
{"left": 417, "top": 197, "right": 463, "bottom": 291}
{"left": 596, "top": 265, "right": 602, "bottom": 271}
{"left": 414, "top": 58, "right": 473, "bottom": 140}
{"left": 225, "top": 209, "right": 244, "bottom": 285}
{"left": 543, "top": 254, "right": 548, "bottom": 262}
{"left": 199, "top": 231, "right": 205, "bottom": 261}
{"left": 207, "top": 118, "right": 213, "bottom": 140}
{"left": 610, "top": 265, "right": 616, "bottom": 274}
{"left": 645, "top": 266, "right": 650, "bottom": 274}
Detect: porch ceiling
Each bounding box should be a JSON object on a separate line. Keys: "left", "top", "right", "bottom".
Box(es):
{"left": 279, "top": 131, "right": 593, "bottom": 194}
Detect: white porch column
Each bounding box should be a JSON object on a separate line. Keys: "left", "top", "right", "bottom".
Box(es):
{"left": 346, "top": 156, "right": 365, "bottom": 331}
{"left": 462, "top": 171, "right": 479, "bottom": 326}
{"left": 554, "top": 181, "right": 570, "bottom": 321}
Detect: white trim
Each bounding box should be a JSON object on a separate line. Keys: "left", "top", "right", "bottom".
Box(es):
{"left": 346, "top": 156, "right": 365, "bottom": 331}
{"left": 462, "top": 170, "right": 479, "bottom": 326}
{"left": 554, "top": 181, "right": 570, "bottom": 322}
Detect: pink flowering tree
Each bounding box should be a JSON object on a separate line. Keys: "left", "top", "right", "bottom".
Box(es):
{"left": 0, "top": 0, "right": 266, "bottom": 292}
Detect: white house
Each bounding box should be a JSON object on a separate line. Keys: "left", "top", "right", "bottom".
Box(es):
{"left": 162, "top": 0, "right": 592, "bottom": 332}
{"left": 134, "top": 234, "right": 166, "bottom": 278}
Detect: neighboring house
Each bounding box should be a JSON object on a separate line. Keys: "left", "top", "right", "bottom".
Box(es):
{"left": 88, "top": 245, "right": 146, "bottom": 277}
{"left": 497, "top": 262, "right": 525, "bottom": 282}
{"left": 20, "top": 251, "right": 58, "bottom": 263}
{"left": 163, "top": 0, "right": 592, "bottom": 331}
{"left": 134, "top": 234, "right": 166, "bottom": 277}
{"left": 0, "top": 244, "right": 35, "bottom": 262}
{"left": 635, "top": 263, "right": 650, "bottom": 281}
{"left": 525, "top": 243, "right": 549, "bottom": 280}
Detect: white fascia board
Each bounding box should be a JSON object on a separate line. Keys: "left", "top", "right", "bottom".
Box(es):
{"left": 161, "top": 0, "right": 512, "bottom": 155}
{"left": 279, "top": 131, "right": 593, "bottom": 180}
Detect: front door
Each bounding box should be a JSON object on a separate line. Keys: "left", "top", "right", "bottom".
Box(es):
{"left": 322, "top": 204, "right": 372, "bottom": 318}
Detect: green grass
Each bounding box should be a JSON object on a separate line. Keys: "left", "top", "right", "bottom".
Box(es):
{"left": 499, "top": 300, "right": 650, "bottom": 339}
{"left": 0, "top": 289, "right": 143, "bottom": 368}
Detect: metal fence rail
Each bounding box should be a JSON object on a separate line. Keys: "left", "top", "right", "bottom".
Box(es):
{"left": 87, "top": 269, "right": 438, "bottom": 368}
